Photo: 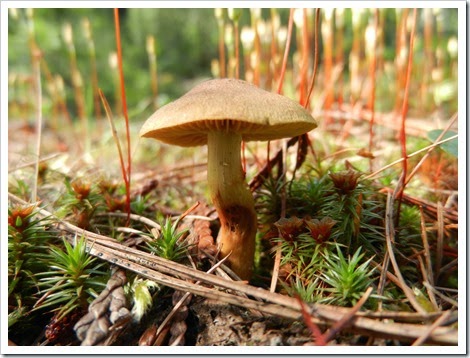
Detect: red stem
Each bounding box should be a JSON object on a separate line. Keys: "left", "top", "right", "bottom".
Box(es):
{"left": 234, "top": 20, "right": 244, "bottom": 169}
{"left": 305, "top": 9, "right": 321, "bottom": 109}
{"left": 397, "top": 9, "right": 418, "bottom": 198}
{"left": 276, "top": 9, "right": 294, "bottom": 94}
{"left": 297, "top": 297, "right": 326, "bottom": 346}
{"left": 299, "top": 9, "right": 309, "bottom": 106}
{"left": 270, "top": 10, "right": 278, "bottom": 86}
{"left": 394, "top": 8, "right": 418, "bottom": 229}
{"left": 219, "top": 25, "right": 226, "bottom": 78}
{"left": 268, "top": 8, "right": 295, "bottom": 174}
{"left": 114, "top": 8, "right": 131, "bottom": 223}
{"left": 323, "top": 11, "right": 333, "bottom": 115}
{"left": 368, "top": 10, "right": 379, "bottom": 172}
{"left": 234, "top": 21, "right": 240, "bottom": 80}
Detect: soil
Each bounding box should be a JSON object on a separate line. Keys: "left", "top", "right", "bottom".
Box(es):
{"left": 107, "top": 292, "right": 316, "bottom": 347}
{"left": 189, "top": 298, "right": 312, "bottom": 346}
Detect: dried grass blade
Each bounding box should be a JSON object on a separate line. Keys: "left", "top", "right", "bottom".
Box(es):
{"left": 434, "top": 202, "right": 445, "bottom": 283}
{"left": 322, "top": 287, "right": 373, "bottom": 343}
{"left": 422, "top": 282, "right": 458, "bottom": 308}
{"left": 379, "top": 186, "right": 458, "bottom": 223}
{"left": 375, "top": 252, "right": 390, "bottom": 311}
{"left": 98, "top": 88, "right": 129, "bottom": 198}
{"left": 311, "top": 303, "right": 456, "bottom": 345}
{"left": 270, "top": 243, "right": 282, "bottom": 293}
{"left": 31, "top": 49, "right": 42, "bottom": 203}
{"left": 364, "top": 133, "right": 458, "bottom": 181}
{"left": 416, "top": 254, "right": 439, "bottom": 311}
{"left": 412, "top": 310, "right": 453, "bottom": 346}
{"left": 420, "top": 206, "right": 434, "bottom": 285}
{"left": 405, "top": 112, "right": 458, "bottom": 185}
{"left": 100, "top": 212, "right": 161, "bottom": 229}
{"left": 385, "top": 193, "right": 426, "bottom": 314}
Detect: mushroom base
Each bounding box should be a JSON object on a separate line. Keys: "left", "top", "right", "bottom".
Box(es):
{"left": 207, "top": 131, "right": 257, "bottom": 280}
{"left": 216, "top": 204, "right": 257, "bottom": 280}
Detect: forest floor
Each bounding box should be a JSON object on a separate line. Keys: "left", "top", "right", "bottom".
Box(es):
{"left": 7, "top": 109, "right": 459, "bottom": 349}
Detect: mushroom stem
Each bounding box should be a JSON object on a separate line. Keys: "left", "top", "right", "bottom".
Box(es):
{"left": 207, "top": 130, "right": 257, "bottom": 280}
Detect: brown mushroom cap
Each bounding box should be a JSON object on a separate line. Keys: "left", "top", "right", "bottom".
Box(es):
{"left": 140, "top": 78, "right": 317, "bottom": 146}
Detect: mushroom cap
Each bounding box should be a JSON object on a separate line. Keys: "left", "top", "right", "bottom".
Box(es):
{"left": 140, "top": 78, "right": 317, "bottom": 147}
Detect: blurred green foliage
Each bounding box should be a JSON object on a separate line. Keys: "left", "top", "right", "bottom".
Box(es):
{"left": 8, "top": 8, "right": 458, "bottom": 121}
{"left": 8, "top": 8, "right": 219, "bottom": 119}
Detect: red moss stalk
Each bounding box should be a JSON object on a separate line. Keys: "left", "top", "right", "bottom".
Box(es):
{"left": 113, "top": 8, "right": 131, "bottom": 223}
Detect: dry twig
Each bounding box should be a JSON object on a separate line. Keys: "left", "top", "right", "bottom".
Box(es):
{"left": 385, "top": 193, "right": 426, "bottom": 314}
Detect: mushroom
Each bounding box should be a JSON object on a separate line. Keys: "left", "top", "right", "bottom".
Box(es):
{"left": 140, "top": 78, "right": 317, "bottom": 280}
